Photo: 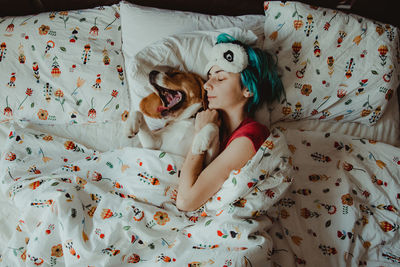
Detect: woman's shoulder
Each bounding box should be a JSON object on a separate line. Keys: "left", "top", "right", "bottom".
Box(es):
{"left": 231, "top": 117, "right": 270, "bottom": 151}
{"left": 240, "top": 117, "right": 269, "bottom": 135}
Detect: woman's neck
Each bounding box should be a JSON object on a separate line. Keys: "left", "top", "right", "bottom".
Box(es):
{"left": 219, "top": 107, "right": 248, "bottom": 138}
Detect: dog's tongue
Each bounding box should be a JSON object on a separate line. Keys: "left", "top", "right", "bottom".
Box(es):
{"left": 157, "top": 106, "right": 169, "bottom": 114}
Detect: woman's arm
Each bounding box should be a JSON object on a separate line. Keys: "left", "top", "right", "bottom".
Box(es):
{"left": 176, "top": 135, "right": 256, "bottom": 211}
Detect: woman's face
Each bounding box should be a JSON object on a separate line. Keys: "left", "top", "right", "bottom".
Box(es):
{"left": 204, "top": 65, "right": 248, "bottom": 111}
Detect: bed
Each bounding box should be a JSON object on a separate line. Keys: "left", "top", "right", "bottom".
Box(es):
{"left": 0, "top": 0, "right": 399, "bottom": 266}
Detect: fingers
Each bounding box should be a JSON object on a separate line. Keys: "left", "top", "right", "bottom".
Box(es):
{"left": 195, "top": 109, "right": 219, "bottom": 133}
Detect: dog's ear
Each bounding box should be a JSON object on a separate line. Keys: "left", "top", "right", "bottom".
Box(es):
{"left": 139, "top": 93, "right": 163, "bottom": 119}
{"left": 194, "top": 75, "right": 208, "bottom": 110}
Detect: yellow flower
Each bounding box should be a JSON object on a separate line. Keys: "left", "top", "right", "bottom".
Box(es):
{"left": 291, "top": 235, "right": 303, "bottom": 246}
{"left": 42, "top": 135, "right": 53, "bottom": 141}
{"left": 375, "top": 160, "right": 386, "bottom": 169}
{"left": 154, "top": 211, "right": 170, "bottom": 225}
{"left": 51, "top": 244, "right": 63, "bottom": 257}
{"left": 121, "top": 110, "right": 129, "bottom": 122}
{"left": 42, "top": 156, "right": 52, "bottom": 163}
{"left": 263, "top": 140, "right": 274, "bottom": 150}
{"left": 288, "top": 144, "right": 296, "bottom": 153}
{"left": 121, "top": 164, "right": 130, "bottom": 173}
{"left": 353, "top": 35, "right": 362, "bottom": 45}
{"left": 334, "top": 115, "right": 344, "bottom": 121}
{"left": 82, "top": 230, "right": 89, "bottom": 242}
{"left": 37, "top": 109, "right": 49, "bottom": 120}
{"left": 341, "top": 193, "right": 353, "bottom": 206}
{"left": 363, "top": 241, "right": 371, "bottom": 249}
{"left": 76, "top": 77, "right": 85, "bottom": 88}
{"left": 269, "top": 31, "right": 278, "bottom": 41}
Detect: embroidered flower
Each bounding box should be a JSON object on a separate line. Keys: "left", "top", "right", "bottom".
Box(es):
{"left": 341, "top": 193, "right": 353, "bottom": 206}
{"left": 38, "top": 24, "right": 50, "bottom": 35}
{"left": 153, "top": 211, "right": 170, "bottom": 225}
{"left": 51, "top": 244, "right": 63, "bottom": 257}
{"left": 37, "top": 109, "right": 48, "bottom": 120}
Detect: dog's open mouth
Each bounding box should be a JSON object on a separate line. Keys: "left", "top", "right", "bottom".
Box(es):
{"left": 149, "top": 71, "right": 186, "bottom": 117}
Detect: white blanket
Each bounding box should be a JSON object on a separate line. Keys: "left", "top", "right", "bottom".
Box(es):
{"left": 269, "top": 128, "right": 400, "bottom": 266}
{"left": 0, "top": 124, "right": 292, "bottom": 266}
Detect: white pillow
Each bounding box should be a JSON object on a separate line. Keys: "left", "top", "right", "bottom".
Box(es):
{"left": 263, "top": 1, "right": 400, "bottom": 126}
{"left": 0, "top": 5, "right": 129, "bottom": 125}
{"left": 127, "top": 28, "right": 273, "bottom": 130}
{"left": 120, "top": 1, "right": 265, "bottom": 61}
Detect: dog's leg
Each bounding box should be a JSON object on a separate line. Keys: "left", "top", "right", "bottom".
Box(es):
{"left": 192, "top": 123, "right": 220, "bottom": 165}
{"left": 132, "top": 110, "right": 161, "bottom": 149}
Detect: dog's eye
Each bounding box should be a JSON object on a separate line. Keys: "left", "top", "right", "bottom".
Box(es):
{"left": 168, "top": 72, "right": 180, "bottom": 77}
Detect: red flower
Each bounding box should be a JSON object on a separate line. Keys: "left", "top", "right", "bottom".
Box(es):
{"left": 6, "top": 23, "right": 14, "bottom": 32}
{"left": 88, "top": 108, "right": 96, "bottom": 119}
{"left": 3, "top": 106, "right": 12, "bottom": 117}
{"left": 111, "top": 90, "right": 118, "bottom": 98}
{"left": 89, "top": 25, "right": 99, "bottom": 36}
{"left": 26, "top": 88, "right": 33, "bottom": 96}
{"left": 337, "top": 89, "right": 347, "bottom": 98}
{"left": 343, "top": 162, "right": 353, "bottom": 171}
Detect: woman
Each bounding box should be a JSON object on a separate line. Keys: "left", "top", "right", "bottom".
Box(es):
{"left": 176, "top": 33, "right": 284, "bottom": 211}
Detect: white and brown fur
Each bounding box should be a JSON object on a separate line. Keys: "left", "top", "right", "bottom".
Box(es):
{"left": 127, "top": 69, "right": 219, "bottom": 165}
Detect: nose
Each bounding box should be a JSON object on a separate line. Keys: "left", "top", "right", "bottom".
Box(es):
{"left": 204, "top": 79, "right": 213, "bottom": 91}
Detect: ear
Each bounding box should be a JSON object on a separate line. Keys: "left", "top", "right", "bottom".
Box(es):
{"left": 194, "top": 74, "right": 208, "bottom": 110}
{"left": 139, "top": 93, "right": 163, "bottom": 119}
{"left": 243, "top": 88, "right": 254, "bottom": 98}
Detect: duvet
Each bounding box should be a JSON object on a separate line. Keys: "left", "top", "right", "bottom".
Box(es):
{"left": 269, "top": 128, "right": 400, "bottom": 267}
{"left": 0, "top": 125, "right": 292, "bottom": 266}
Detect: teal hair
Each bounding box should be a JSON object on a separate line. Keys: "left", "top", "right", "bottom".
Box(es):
{"left": 216, "top": 33, "right": 284, "bottom": 113}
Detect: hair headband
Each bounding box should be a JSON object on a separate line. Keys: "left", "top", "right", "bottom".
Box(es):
{"left": 204, "top": 41, "right": 249, "bottom": 75}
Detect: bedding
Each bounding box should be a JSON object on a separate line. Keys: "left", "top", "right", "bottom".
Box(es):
{"left": 263, "top": 1, "right": 400, "bottom": 126}
{"left": 268, "top": 127, "right": 400, "bottom": 266}
{"left": 127, "top": 27, "right": 272, "bottom": 130}
{"left": 0, "top": 4, "right": 129, "bottom": 125}
{"left": 0, "top": 124, "right": 292, "bottom": 266}
{"left": 0, "top": 0, "right": 400, "bottom": 266}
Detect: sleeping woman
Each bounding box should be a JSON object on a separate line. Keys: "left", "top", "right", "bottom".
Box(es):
{"left": 176, "top": 33, "right": 284, "bottom": 211}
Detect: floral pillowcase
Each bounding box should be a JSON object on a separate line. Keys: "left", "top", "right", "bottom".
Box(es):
{"left": 0, "top": 5, "right": 130, "bottom": 125}
{"left": 263, "top": 1, "right": 400, "bottom": 126}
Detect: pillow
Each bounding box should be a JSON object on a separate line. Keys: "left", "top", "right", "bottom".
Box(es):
{"left": 263, "top": 1, "right": 400, "bottom": 126}
{"left": 127, "top": 28, "right": 273, "bottom": 130}
{"left": 120, "top": 1, "right": 266, "bottom": 62}
{"left": 0, "top": 5, "right": 130, "bottom": 125}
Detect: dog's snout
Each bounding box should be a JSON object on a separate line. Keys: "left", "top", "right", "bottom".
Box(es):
{"left": 149, "top": 70, "right": 160, "bottom": 84}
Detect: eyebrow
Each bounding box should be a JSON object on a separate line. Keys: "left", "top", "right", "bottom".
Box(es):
{"left": 207, "top": 69, "right": 225, "bottom": 78}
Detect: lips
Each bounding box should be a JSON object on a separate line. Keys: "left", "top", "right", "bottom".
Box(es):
{"left": 149, "top": 70, "right": 186, "bottom": 117}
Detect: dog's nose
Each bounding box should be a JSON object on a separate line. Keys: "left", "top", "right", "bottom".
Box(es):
{"left": 149, "top": 70, "right": 159, "bottom": 83}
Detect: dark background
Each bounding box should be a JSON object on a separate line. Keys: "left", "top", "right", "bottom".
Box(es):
{"left": 0, "top": 0, "right": 399, "bottom": 27}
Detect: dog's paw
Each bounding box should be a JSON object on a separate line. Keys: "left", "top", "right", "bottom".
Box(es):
{"left": 192, "top": 123, "right": 219, "bottom": 154}
{"left": 128, "top": 110, "right": 144, "bottom": 138}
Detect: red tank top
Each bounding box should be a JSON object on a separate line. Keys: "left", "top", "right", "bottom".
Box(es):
{"left": 220, "top": 117, "right": 270, "bottom": 152}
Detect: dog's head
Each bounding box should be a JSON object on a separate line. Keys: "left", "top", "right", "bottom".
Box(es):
{"left": 139, "top": 70, "right": 207, "bottom": 119}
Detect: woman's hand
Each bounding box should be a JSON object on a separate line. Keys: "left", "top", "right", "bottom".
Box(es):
{"left": 195, "top": 109, "right": 220, "bottom": 133}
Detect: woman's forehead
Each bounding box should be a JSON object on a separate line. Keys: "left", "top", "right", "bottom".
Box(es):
{"left": 208, "top": 65, "right": 224, "bottom": 75}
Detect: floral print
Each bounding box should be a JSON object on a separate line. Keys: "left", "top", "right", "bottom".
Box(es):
{"left": 0, "top": 126, "right": 292, "bottom": 266}
{"left": 263, "top": 1, "right": 400, "bottom": 126}
{"left": 268, "top": 128, "right": 400, "bottom": 266}
{"left": 0, "top": 5, "right": 128, "bottom": 125}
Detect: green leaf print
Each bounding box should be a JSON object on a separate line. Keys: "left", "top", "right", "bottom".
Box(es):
{"left": 232, "top": 177, "right": 237, "bottom": 185}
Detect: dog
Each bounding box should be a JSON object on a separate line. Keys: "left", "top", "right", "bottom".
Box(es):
{"left": 127, "top": 69, "right": 219, "bottom": 165}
